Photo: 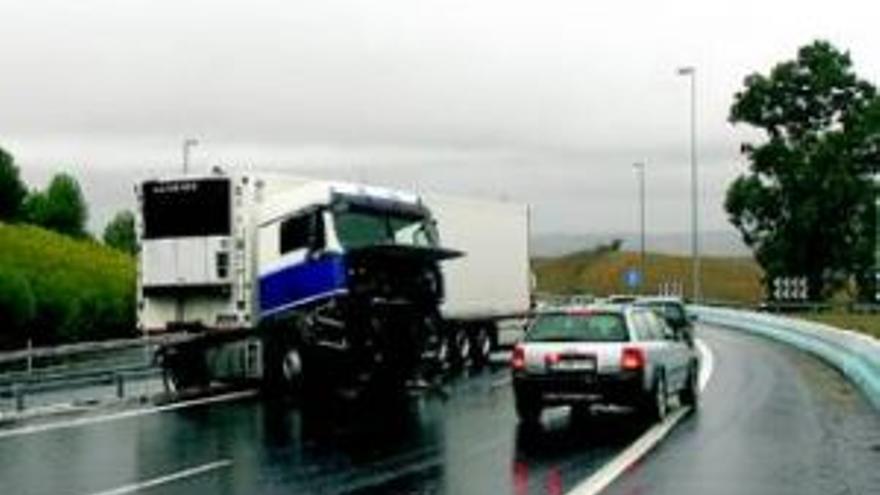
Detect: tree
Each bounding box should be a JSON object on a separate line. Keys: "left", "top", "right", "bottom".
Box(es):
{"left": 0, "top": 147, "right": 27, "bottom": 221}
{"left": 726, "top": 41, "right": 880, "bottom": 300}
{"left": 25, "top": 173, "right": 89, "bottom": 237}
{"left": 103, "top": 210, "right": 137, "bottom": 254}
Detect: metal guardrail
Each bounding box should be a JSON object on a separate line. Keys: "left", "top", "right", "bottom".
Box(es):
{"left": 693, "top": 305, "right": 880, "bottom": 410}
{"left": 0, "top": 367, "right": 162, "bottom": 414}
{"left": 0, "top": 332, "right": 196, "bottom": 365}
{"left": 0, "top": 336, "right": 175, "bottom": 416}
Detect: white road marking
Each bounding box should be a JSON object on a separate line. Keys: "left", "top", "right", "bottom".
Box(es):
{"left": 86, "top": 459, "right": 232, "bottom": 495}
{"left": 566, "top": 338, "right": 715, "bottom": 495}
{"left": 0, "top": 389, "right": 257, "bottom": 441}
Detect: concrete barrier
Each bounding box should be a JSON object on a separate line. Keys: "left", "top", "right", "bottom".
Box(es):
{"left": 693, "top": 305, "right": 880, "bottom": 410}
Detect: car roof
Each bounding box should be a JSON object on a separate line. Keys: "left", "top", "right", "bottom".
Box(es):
{"left": 635, "top": 296, "right": 686, "bottom": 305}
{"left": 535, "top": 303, "right": 635, "bottom": 316}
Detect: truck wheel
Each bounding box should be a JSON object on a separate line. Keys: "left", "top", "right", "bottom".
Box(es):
{"left": 679, "top": 364, "right": 699, "bottom": 409}
{"left": 451, "top": 327, "right": 471, "bottom": 368}
{"left": 160, "top": 347, "right": 208, "bottom": 393}
{"left": 281, "top": 349, "right": 305, "bottom": 391}
{"left": 470, "top": 327, "right": 493, "bottom": 368}
{"left": 642, "top": 373, "right": 668, "bottom": 422}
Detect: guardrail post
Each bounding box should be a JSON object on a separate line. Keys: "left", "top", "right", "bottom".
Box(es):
{"left": 26, "top": 338, "right": 33, "bottom": 376}
{"left": 13, "top": 383, "right": 24, "bottom": 412}
{"left": 115, "top": 373, "right": 125, "bottom": 399}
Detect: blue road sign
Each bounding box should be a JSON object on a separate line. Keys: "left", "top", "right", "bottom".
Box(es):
{"left": 624, "top": 268, "right": 642, "bottom": 289}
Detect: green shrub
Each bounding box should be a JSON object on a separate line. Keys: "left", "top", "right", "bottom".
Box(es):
{"left": 0, "top": 266, "right": 35, "bottom": 349}
{"left": 0, "top": 223, "right": 136, "bottom": 347}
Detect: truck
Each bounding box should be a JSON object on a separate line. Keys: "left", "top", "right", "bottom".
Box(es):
{"left": 135, "top": 171, "right": 531, "bottom": 396}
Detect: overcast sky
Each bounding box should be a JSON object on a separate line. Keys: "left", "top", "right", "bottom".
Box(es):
{"left": 2, "top": 0, "right": 879, "bottom": 239}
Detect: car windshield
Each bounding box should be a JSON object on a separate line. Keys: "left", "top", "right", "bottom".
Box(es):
{"left": 333, "top": 203, "right": 438, "bottom": 249}
{"left": 526, "top": 313, "right": 629, "bottom": 342}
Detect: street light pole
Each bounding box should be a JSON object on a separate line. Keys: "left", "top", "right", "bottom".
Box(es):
{"left": 634, "top": 162, "right": 646, "bottom": 293}
{"left": 677, "top": 66, "right": 700, "bottom": 302}
{"left": 182, "top": 138, "right": 199, "bottom": 174}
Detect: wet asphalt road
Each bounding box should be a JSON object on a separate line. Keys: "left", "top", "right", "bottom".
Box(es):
{"left": 0, "top": 325, "right": 878, "bottom": 495}
{"left": 606, "top": 326, "right": 880, "bottom": 495}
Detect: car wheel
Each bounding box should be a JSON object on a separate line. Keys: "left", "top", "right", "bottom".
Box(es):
{"left": 643, "top": 373, "right": 668, "bottom": 422}
{"left": 570, "top": 404, "right": 593, "bottom": 423}
{"left": 679, "top": 364, "right": 699, "bottom": 409}
{"left": 514, "top": 391, "right": 542, "bottom": 424}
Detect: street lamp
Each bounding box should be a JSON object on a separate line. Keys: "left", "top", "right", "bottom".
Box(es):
{"left": 677, "top": 66, "right": 700, "bottom": 302}
{"left": 634, "top": 162, "right": 646, "bottom": 293}
{"left": 182, "top": 138, "right": 199, "bottom": 174}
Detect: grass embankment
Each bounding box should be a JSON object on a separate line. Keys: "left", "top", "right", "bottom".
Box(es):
{"left": 798, "top": 313, "right": 880, "bottom": 339}
{"left": 0, "top": 223, "right": 136, "bottom": 349}
{"left": 533, "top": 249, "right": 764, "bottom": 305}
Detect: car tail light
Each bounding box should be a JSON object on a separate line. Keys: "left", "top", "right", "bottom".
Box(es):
{"left": 511, "top": 344, "right": 526, "bottom": 371}
{"left": 621, "top": 347, "right": 645, "bottom": 371}
{"left": 544, "top": 352, "right": 561, "bottom": 366}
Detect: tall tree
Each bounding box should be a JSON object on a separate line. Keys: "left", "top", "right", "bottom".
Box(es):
{"left": 103, "top": 210, "right": 137, "bottom": 254}
{"left": 25, "top": 173, "right": 89, "bottom": 237}
{"left": 726, "top": 41, "right": 880, "bottom": 300}
{"left": 0, "top": 147, "right": 27, "bottom": 221}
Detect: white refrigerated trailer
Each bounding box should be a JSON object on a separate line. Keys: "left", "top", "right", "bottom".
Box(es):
{"left": 136, "top": 172, "right": 531, "bottom": 393}
{"left": 426, "top": 195, "right": 532, "bottom": 358}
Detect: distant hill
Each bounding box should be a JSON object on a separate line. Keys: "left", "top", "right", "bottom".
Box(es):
{"left": 0, "top": 223, "right": 136, "bottom": 348}
{"left": 533, "top": 249, "right": 764, "bottom": 304}
{"left": 532, "top": 230, "right": 750, "bottom": 258}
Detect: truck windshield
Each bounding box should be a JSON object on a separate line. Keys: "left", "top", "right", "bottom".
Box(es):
{"left": 333, "top": 204, "right": 437, "bottom": 249}
{"left": 142, "top": 178, "right": 231, "bottom": 239}
{"left": 526, "top": 313, "right": 629, "bottom": 342}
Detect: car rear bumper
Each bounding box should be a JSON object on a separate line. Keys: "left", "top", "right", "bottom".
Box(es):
{"left": 512, "top": 371, "right": 644, "bottom": 406}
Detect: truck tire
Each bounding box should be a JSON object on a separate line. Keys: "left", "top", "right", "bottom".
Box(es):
{"left": 159, "top": 346, "right": 208, "bottom": 393}
{"left": 469, "top": 326, "right": 493, "bottom": 368}
{"left": 450, "top": 327, "right": 471, "bottom": 368}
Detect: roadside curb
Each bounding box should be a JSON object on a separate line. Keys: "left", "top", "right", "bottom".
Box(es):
{"left": 694, "top": 306, "right": 880, "bottom": 411}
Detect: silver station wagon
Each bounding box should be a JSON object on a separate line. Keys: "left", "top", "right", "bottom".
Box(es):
{"left": 511, "top": 304, "right": 699, "bottom": 424}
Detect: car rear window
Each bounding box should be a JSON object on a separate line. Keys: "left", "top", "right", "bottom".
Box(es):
{"left": 526, "top": 313, "right": 629, "bottom": 342}
{"left": 641, "top": 302, "right": 686, "bottom": 326}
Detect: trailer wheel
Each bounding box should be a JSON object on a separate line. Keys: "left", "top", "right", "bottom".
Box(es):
{"left": 451, "top": 327, "right": 471, "bottom": 368}
{"left": 470, "top": 326, "right": 493, "bottom": 368}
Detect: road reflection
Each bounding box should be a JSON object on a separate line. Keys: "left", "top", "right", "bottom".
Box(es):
{"left": 511, "top": 407, "right": 649, "bottom": 495}
{"left": 116, "top": 371, "right": 654, "bottom": 495}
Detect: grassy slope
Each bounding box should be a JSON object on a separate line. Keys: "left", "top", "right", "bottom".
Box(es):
{"left": 798, "top": 313, "right": 880, "bottom": 339}
{"left": 0, "top": 222, "right": 136, "bottom": 344}
{"left": 533, "top": 249, "right": 764, "bottom": 304}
